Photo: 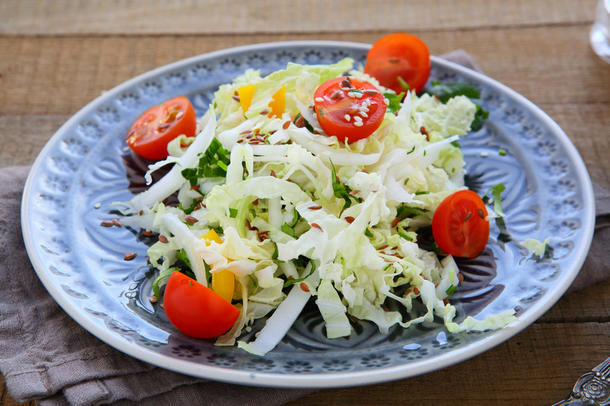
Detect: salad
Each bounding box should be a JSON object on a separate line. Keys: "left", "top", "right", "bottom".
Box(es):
{"left": 116, "top": 33, "right": 519, "bottom": 356}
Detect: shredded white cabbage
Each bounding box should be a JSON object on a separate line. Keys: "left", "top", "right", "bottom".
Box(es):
{"left": 122, "top": 59, "right": 517, "bottom": 356}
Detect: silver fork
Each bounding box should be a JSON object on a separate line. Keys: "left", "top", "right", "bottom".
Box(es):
{"left": 553, "top": 357, "right": 610, "bottom": 405}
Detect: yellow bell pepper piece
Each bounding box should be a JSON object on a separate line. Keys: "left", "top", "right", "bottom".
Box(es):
{"left": 202, "top": 229, "right": 223, "bottom": 244}
{"left": 268, "top": 85, "right": 286, "bottom": 118}
{"left": 201, "top": 229, "right": 235, "bottom": 303}
{"left": 237, "top": 84, "right": 255, "bottom": 114}
{"left": 237, "top": 84, "right": 286, "bottom": 117}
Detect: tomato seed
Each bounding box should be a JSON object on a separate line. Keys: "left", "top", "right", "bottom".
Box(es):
{"left": 464, "top": 212, "right": 472, "bottom": 222}
{"left": 478, "top": 208, "right": 485, "bottom": 219}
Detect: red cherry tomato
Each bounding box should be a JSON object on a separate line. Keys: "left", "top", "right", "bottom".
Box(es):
{"left": 126, "top": 96, "right": 196, "bottom": 160}
{"left": 313, "top": 76, "right": 387, "bottom": 143}
{"left": 364, "top": 33, "right": 431, "bottom": 94}
{"left": 432, "top": 190, "right": 490, "bottom": 258}
{"left": 163, "top": 271, "right": 240, "bottom": 338}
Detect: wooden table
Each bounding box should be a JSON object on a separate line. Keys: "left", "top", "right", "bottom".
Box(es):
{"left": 1, "top": 1, "right": 608, "bottom": 404}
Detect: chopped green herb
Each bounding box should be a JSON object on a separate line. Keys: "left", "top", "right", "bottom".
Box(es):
{"left": 406, "top": 146, "right": 416, "bottom": 154}
{"left": 403, "top": 177, "right": 410, "bottom": 185}
{"left": 178, "top": 199, "right": 200, "bottom": 215}
{"left": 176, "top": 249, "right": 192, "bottom": 269}
{"left": 330, "top": 160, "right": 361, "bottom": 213}
{"left": 383, "top": 92, "right": 405, "bottom": 114}
{"left": 471, "top": 103, "right": 489, "bottom": 131}
{"left": 450, "top": 141, "right": 460, "bottom": 148}
{"left": 445, "top": 285, "right": 457, "bottom": 296}
{"left": 498, "top": 149, "right": 507, "bottom": 156}
{"left": 364, "top": 228, "right": 374, "bottom": 238}
{"left": 397, "top": 204, "right": 429, "bottom": 219}
{"left": 425, "top": 81, "right": 480, "bottom": 103}
{"left": 181, "top": 138, "right": 230, "bottom": 186}
{"left": 209, "top": 224, "right": 224, "bottom": 236}
{"left": 229, "top": 208, "right": 238, "bottom": 218}
{"left": 415, "top": 191, "right": 429, "bottom": 195}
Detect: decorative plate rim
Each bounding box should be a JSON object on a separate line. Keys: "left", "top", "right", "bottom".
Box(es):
{"left": 21, "top": 40, "right": 596, "bottom": 388}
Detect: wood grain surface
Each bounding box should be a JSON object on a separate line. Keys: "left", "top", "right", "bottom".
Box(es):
{"left": 1, "top": 1, "right": 608, "bottom": 405}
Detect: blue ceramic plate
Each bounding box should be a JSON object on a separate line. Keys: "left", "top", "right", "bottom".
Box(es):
{"left": 21, "top": 41, "right": 595, "bottom": 388}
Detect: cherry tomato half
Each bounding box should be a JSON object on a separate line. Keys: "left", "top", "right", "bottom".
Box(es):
{"left": 126, "top": 96, "right": 196, "bottom": 160}
{"left": 432, "top": 190, "right": 490, "bottom": 258}
{"left": 364, "top": 33, "right": 431, "bottom": 94}
{"left": 163, "top": 271, "right": 240, "bottom": 339}
{"left": 314, "top": 76, "right": 387, "bottom": 143}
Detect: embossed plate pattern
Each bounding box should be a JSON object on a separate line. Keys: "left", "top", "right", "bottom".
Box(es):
{"left": 21, "top": 41, "right": 595, "bottom": 388}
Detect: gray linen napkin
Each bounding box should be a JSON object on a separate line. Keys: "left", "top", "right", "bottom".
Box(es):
{"left": 1, "top": 51, "right": 608, "bottom": 405}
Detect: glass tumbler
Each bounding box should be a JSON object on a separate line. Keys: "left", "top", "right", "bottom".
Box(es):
{"left": 590, "top": 0, "right": 610, "bottom": 63}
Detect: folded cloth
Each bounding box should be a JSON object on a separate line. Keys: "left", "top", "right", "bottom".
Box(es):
{"left": 1, "top": 51, "right": 608, "bottom": 406}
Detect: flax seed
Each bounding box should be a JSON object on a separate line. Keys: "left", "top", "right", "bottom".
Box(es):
{"left": 184, "top": 216, "right": 198, "bottom": 224}
{"left": 124, "top": 252, "right": 137, "bottom": 261}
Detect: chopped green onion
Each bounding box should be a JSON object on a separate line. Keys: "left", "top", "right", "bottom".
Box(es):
{"left": 281, "top": 223, "right": 295, "bottom": 237}
{"left": 229, "top": 208, "right": 238, "bottom": 218}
